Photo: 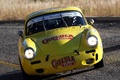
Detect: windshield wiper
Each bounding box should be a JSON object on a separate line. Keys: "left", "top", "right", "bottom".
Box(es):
{"left": 43, "top": 17, "right": 47, "bottom": 35}
{"left": 60, "top": 13, "right": 68, "bottom": 27}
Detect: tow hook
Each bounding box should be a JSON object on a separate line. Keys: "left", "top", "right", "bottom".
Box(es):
{"left": 74, "top": 50, "right": 80, "bottom": 55}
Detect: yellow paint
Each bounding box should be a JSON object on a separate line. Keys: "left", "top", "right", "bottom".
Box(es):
{"left": 18, "top": 6, "right": 103, "bottom": 76}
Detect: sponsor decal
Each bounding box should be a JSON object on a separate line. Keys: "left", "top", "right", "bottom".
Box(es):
{"left": 52, "top": 56, "right": 75, "bottom": 69}
{"left": 42, "top": 34, "right": 73, "bottom": 44}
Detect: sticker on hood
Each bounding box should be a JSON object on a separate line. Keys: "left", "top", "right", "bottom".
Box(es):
{"left": 42, "top": 34, "right": 74, "bottom": 44}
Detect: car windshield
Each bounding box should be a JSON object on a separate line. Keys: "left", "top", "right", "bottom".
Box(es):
{"left": 26, "top": 11, "right": 86, "bottom": 35}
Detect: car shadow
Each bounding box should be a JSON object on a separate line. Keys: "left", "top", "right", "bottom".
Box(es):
{"left": 104, "top": 45, "right": 120, "bottom": 53}
{"left": 0, "top": 68, "right": 95, "bottom": 80}
{"left": 0, "top": 70, "right": 23, "bottom": 80}
{"left": 44, "top": 68, "right": 95, "bottom": 80}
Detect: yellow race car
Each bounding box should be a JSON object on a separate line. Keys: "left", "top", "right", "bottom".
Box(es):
{"left": 18, "top": 6, "right": 104, "bottom": 79}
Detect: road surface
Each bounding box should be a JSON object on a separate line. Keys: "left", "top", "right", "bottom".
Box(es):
{"left": 0, "top": 22, "right": 120, "bottom": 80}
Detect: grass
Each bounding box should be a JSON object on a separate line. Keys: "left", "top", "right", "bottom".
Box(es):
{"left": 0, "top": 0, "right": 120, "bottom": 20}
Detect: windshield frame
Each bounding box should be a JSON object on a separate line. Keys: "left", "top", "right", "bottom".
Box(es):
{"left": 25, "top": 10, "right": 87, "bottom": 36}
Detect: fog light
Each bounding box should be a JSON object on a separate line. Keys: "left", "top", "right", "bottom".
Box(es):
{"left": 36, "top": 68, "right": 44, "bottom": 73}
{"left": 86, "top": 58, "right": 94, "bottom": 64}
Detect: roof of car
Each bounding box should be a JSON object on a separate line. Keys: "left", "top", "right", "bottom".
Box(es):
{"left": 26, "top": 6, "right": 83, "bottom": 21}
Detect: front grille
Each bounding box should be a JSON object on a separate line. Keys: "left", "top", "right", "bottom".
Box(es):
{"left": 85, "top": 50, "right": 95, "bottom": 53}
{"left": 36, "top": 68, "right": 44, "bottom": 73}
{"left": 96, "top": 54, "right": 98, "bottom": 60}
{"left": 31, "top": 60, "right": 41, "bottom": 65}
{"left": 86, "top": 58, "right": 94, "bottom": 64}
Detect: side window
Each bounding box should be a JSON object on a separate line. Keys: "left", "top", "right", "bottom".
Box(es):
{"left": 27, "top": 21, "right": 44, "bottom": 35}
{"left": 74, "top": 17, "right": 86, "bottom": 25}
{"left": 63, "top": 16, "right": 86, "bottom": 26}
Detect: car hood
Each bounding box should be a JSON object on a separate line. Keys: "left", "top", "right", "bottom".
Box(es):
{"left": 29, "top": 27, "right": 86, "bottom": 56}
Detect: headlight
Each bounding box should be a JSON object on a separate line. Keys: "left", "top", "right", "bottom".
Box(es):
{"left": 87, "top": 35, "right": 98, "bottom": 47}
{"left": 24, "top": 48, "right": 36, "bottom": 60}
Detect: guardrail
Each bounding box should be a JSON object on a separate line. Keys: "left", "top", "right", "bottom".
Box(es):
{"left": 0, "top": 17, "right": 120, "bottom": 24}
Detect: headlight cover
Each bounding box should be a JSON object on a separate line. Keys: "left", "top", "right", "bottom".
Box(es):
{"left": 87, "top": 35, "right": 98, "bottom": 47}
{"left": 24, "top": 48, "right": 36, "bottom": 60}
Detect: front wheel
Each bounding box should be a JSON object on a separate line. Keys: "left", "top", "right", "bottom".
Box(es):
{"left": 94, "top": 59, "right": 104, "bottom": 69}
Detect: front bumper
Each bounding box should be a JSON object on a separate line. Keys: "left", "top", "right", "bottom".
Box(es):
{"left": 20, "top": 47, "right": 103, "bottom": 76}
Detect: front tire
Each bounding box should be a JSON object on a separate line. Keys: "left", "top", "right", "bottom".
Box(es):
{"left": 94, "top": 59, "right": 104, "bottom": 69}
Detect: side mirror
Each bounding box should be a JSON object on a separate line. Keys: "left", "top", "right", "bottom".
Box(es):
{"left": 18, "top": 31, "right": 23, "bottom": 37}
{"left": 88, "top": 19, "right": 94, "bottom": 25}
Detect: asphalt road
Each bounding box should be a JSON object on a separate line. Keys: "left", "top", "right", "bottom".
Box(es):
{"left": 0, "top": 22, "right": 120, "bottom": 80}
